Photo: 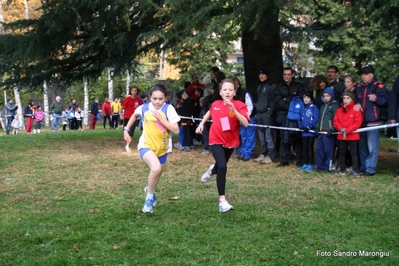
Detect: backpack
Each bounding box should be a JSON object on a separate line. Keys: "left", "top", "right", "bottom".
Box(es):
{"left": 286, "top": 96, "right": 303, "bottom": 121}
{"left": 35, "top": 112, "right": 44, "bottom": 122}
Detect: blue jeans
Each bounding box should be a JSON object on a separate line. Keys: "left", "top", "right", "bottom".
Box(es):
{"left": 6, "top": 115, "right": 14, "bottom": 134}
{"left": 358, "top": 128, "right": 380, "bottom": 174}
{"left": 51, "top": 113, "right": 61, "bottom": 131}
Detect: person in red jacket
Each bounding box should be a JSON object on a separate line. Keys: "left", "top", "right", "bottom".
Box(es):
{"left": 333, "top": 91, "right": 363, "bottom": 177}
{"left": 102, "top": 98, "right": 112, "bottom": 129}
{"left": 121, "top": 86, "right": 143, "bottom": 152}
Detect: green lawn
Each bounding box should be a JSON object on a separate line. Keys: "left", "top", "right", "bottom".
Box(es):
{"left": 1, "top": 129, "right": 398, "bottom": 265}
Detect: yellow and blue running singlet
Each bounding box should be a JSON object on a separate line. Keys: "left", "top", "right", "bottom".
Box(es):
{"left": 142, "top": 103, "right": 170, "bottom": 157}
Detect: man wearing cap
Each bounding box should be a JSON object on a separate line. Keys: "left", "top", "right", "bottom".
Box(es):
{"left": 354, "top": 65, "right": 390, "bottom": 176}
{"left": 327, "top": 65, "right": 345, "bottom": 103}
{"left": 5, "top": 98, "right": 18, "bottom": 135}
{"left": 50, "top": 96, "right": 63, "bottom": 132}
{"left": 90, "top": 97, "right": 100, "bottom": 130}
{"left": 253, "top": 67, "right": 277, "bottom": 164}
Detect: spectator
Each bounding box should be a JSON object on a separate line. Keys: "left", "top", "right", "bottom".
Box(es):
{"left": 33, "top": 105, "right": 44, "bottom": 133}
{"left": 274, "top": 67, "right": 307, "bottom": 167}
{"left": 310, "top": 75, "right": 329, "bottom": 109}
{"left": 89, "top": 98, "right": 99, "bottom": 130}
{"left": 11, "top": 115, "right": 22, "bottom": 134}
{"left": 186, "top": 74, "right": 204, "bottom": 100}
{"left": 75, "top": 107, "right": 84, "bottom": 130}
{"left": 327, "top": 65, "right": 345, "bottom": 103}
{"left": 298, "top": 91, "right": 319, "bottom": 172}
{"left": 23, "top": 100, "right": 35, "bottom": 134}
{"left": 50, "top": 96, "right": 63, "bottom": 132}
{"left": 232, "top": 77, "right": 256, "bottom": 162}
{"left": 5, "top": 98, "right": 18, "bottom": 135}
{"left": 253, "top": 68, "right": 276, "bottom": 164}
{"left": 121, "top": 86, "right": 144, "bottom": 152}
{"left": 354, "top": 65, "right": 390, "bottom": 176}
{"left": 314, "top": 87, "right": 340, "bottom": 172}
{"left": 388, "top": 76, "right": 399, "bottom": 175}
{"left": 62, "top": 107, "right": 68, "bottom": 131}
{"left": 333, "top": 91, "right": 363, "bottom": 177}
{"left": 111, "top": 97, "right": 122, "bottom": 129}
{"left": 102, "top": 97, "right": 112, "bottom": 129}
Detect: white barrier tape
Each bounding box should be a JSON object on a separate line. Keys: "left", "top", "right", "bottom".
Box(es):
{"left": 179, "top": 115, "right": 399, "bottom": 134}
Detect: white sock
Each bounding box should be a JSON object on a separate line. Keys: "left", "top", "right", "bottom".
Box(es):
{"left": 146, "top": 193, "right": 154, "bottom": 200}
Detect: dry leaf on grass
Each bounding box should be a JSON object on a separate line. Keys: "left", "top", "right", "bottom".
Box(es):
{"left": 168, "top": 196, "right": 180, "bottom": 201}
{"left": 88, "top": 209, "right": 101, "bottom": 213}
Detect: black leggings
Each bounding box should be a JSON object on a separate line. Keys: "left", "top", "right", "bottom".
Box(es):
{"left": 210, "top": 145, "right": 234, "bottom": 196}
{"left": 338, "top": 140, "right": 359, "bottom": 172}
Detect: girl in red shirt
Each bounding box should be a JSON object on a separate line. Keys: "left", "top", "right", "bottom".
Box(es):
{"left": 196, "top": 79, "right": 250, "bottom": 212}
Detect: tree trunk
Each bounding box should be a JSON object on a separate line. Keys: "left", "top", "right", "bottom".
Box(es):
{"left": 83, "top": 77, "right": 89, "bottom": 126}
{"left": 242, "top": 6, "right": 283, "bottom": 102}
{"left": 43, "top": 81, "right": 50, "bottom": 127}
{"left": 108, "top": 68, "right": 114, "bottom": 101}
{"left": 126, "top": 69, "right": 130, "bottom": 95}
{"left": 13, "top": 86, "right": 24, "bottom": 128}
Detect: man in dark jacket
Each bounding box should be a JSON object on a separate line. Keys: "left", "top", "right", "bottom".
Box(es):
{"left": 274, "top": 67, "right": 307, "bottom": 167}
{"left": 388, "top": 76, "right": 399, "bottom": 175}
{"left": 354, "top": 65, "right": 390, "bottom": 176}
{"left": 253, "top": 68, "right": 276, "bottom": 164}
{"left": 327, "top": 65, "right": 345, "bottom": 103}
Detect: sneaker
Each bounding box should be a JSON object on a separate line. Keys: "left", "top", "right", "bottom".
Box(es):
{"left": 144, "top": 187, "right": 157, "bottom": 207}
{"left": 348, "top": 170, "right": 359, "bottom": 177}
{"left": 199, "top": 149, "right": 209, "bottom": 155}
{"left": 239, "top": 157, "right": 250, "bottom": 162}
{"left": 298, "top": 164, "right": 308, "bottom": 170}
{"left": 276, "top": 162, "right": 289, "bottom": 167}
{"left": 219, "top": 200, "right": 234, "bottom": 213}
{"left": 193, "top": 140, "right": 202, "bottom": 146}
{"left": 333, "top": 169, "right": 346, "bottom": 175}
{"left": 253, "top": 154, "right": 265, "bottom": 162}
{"left": 201, "top": 164, "right": 214, "bottom": 183}
{"left": 174, "top": 143, "right": 184, "bottom": 150}
{"left": 359, "top": 171, "right": 374, "bottom": 177}
{"left": 142, "top": 198, "right": 154, "bottom": 213}
{"left": 125, "top": 146, "right": 131, "bottom": 153}
{"left": 184, "top": 146, "right": 192, "bottom": 152}
{"left": 260, "top": 156, "right": 273, "bottom": 164}
{"left": 305, "top": 165, "right": 314, "bottom": 172}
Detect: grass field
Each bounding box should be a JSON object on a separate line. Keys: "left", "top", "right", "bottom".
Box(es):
{"left": 1, "top": 127, "right": 398, "bottom": 265}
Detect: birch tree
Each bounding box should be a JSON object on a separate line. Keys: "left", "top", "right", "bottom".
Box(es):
{"left": 83, "top": 77, "right": 89, "bottom": 126}
{"left": 107, "top": 68, "right": 114, "bottom": 101}
{"left": 42, "top": 80, "right": 49, "bottom": 127}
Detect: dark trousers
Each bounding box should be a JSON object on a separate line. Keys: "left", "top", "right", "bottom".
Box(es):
{"left": 316, "top": 134, "right": 336, "bottom": 171}
{"left": 111, "top": 114, "right": 119, "bottom": 128}
{"left": 302, "top": 136, "right": 315, "bottom": 165}
{"left": 338, "top": 140, "right": 359, "bottom": 172}
{"left": 103, "top": 115, "right": 112, "bottom": 129}
{"left": 124, "top": 118, "right": 138, "bottom": 137}
{"left": 210, "top": 145, "right": 234, "bottom": 196}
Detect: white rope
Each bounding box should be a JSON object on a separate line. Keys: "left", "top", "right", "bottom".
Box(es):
{"left": 178, "top": 115, "right": 399, "bottom": 134}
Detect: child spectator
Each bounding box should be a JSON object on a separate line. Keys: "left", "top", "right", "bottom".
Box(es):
{"left": 298, "top": 91, "right": 319, "bottom": 171}
{"left": 123, "top": 84, "right": 180, "bottom": 214}
{"left": 111, "top": 97, "right": 122, "bottom": 129}
{"left": 11, "top": 116, "right": 23, "bottom": 134}
{"left": 34, "top": 105, "right": 45, "bottom": 133}
{"left": 67, "top": 107, "right": 75, "bottom": 130}
{"left": 177, "top": 89, "right": 195, "bottom": 151}
{"left": 314, "top": 87, "right": 340, "bottom": 172}
{"left": 198, "top": 96, "right": 211, "bottom": 154}
{"left": 75, "top": 107, "right": 84, "bottom": 130}
{"left": 196, "top": 79, "right": 250, "bottom": 212}
{"left": 102, "top": 98, "right": 112, "bottom": 129}
{"left": 333, "top": 91, "right": 363, "bottom": 177}
{"left": 62, "top": 108, "right": 68, "bottom": 131}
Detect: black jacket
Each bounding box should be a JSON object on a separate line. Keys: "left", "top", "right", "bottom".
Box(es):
{"left": 274, "top": 80, "right": 307, "bottom": 126}
{"left": 256, "top": 80, "right": 275, "bottom": 116}
{"left": 388, "top": 76, "right": 399, "bottom": 121}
